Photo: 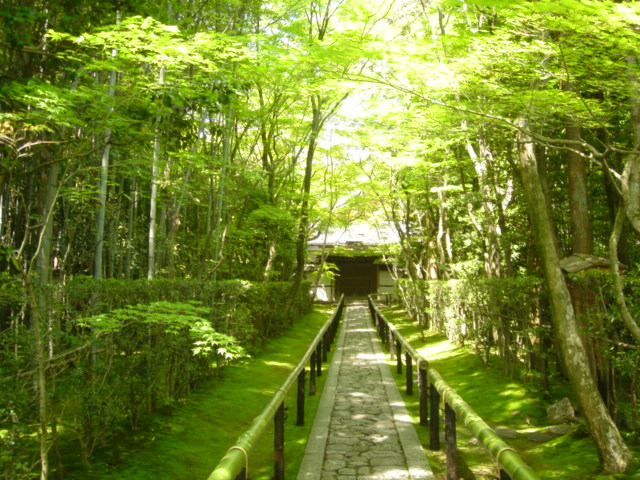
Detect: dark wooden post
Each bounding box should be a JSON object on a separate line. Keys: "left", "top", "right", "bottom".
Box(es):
{"left": 419, "top": 365, "right": 428, "bottom": 426}
{"left": 430, "top": 384, "right": 440, "bottom": 450}
{"left": 310, "top": 352, "right": 317, "bottom": 396}
{"left": 396, "top": 340, "right": 402, "bottom": 374}
{"left": 297, "top": 369, "right": 306, "bottom": 426}
{"left": 383, "top": 323, "right": 389, "bottom": 348}
{"left": 444, "top": 402, "right": 458, "bottom": 480}
{"left": 330, "top": 318, "right": 336, "bottom": 343}
{"left": 316, "top": 342, "right": 322, "bottom": 377}
{"left": 405, "top": 352, "right": 413, "bottom": 395}
{"left": 389, "top": 331, "right": 395, "bottom": 360}
{"left": 274, "top": 402, "right": 285, "bottom": 480}
{"left": 234, "top": 468, "right": 246, "bottom": 480}
{"left": 323, "top": 331, "right": 329, "bottom": 361}
{"left": 499, "top": 469, "right": 510, "bottom": 480}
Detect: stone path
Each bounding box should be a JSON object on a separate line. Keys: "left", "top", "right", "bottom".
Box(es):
{"left": 297, "top": 304, "right": 434, "bottom": 480}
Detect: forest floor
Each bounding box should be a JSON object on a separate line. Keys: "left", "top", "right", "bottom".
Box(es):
{"left": 380, "top": 304, "right": 640, "bottom": 480}
{"left": 62, "top": 305, "right": 336, "bottom": 480}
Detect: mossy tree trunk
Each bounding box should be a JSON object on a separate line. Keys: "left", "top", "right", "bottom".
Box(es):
{"left": 517, "top": 118, "right": 632, "bottom": 474}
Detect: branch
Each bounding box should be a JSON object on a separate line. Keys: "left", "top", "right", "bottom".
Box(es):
{"left": 347, "top": 72, "right": 640, "bottom": 162}
{"left": 0, "top": 40, "right": 56, "bottom": 57}
{"left": 608, "top": 203, "right": 640, "bottom": 345}
{"left": 17, "top": 139, "right": 63, "bottom": 152}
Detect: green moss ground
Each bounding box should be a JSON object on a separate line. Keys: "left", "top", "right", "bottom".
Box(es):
{"left": 63, "top": 305, "right": 335, "bottom": 480}
{"left": 62, "top": 302, "right": 640, "bottom": 480}
{"left": 380, "top": 305, "right": 640, "bottom": 480}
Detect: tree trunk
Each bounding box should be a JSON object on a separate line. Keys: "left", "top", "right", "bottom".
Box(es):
{"left": 35, "top": 161, "right": 61, "bottom": 480}
{"left": 566, "top": 122, "right": 592, "bottom": 254}
{"left": 603, "top": 55, "right": 640, "bottom": 347}
{"left": 148, "top": 121, "right": 160, "bottom": 280}
{"left": 94, "top": 17, "right": 118, "bottom": 281}
{"left": 124, "top": 175, "right": 137, "bottom": 280}
{"left": 290, "top": 96, "right": 321, "bottom": 297}
{"left": 436, "top": 187, "right": 452, "bottom": 279}
{"left": 264, "top": 238, "right": 277, "bottom": 281}
{"left": 166, "top": 113, "right": 204, "bottom": 277}
{"left": 466, "top": 133, "right": 502, "bottom": 278}
{"left": 625, "top": 55, "right": 640, "bottom": 234}
{"left": 516, "top": 119, "right": 632, "bottom": 473}
{"left": 564, "top": 117, "right": 612, "bottom": 410}
{"left": 211, "top": 103, "right": 233, "bottom": 281}
{"left": 148, "top": 67, "right": 165, "bottom": 280}
{"left": 22, "top": 154, "right": 62, "bottom": 480}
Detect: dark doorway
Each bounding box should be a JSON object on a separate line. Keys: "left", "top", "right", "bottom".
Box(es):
{"left": 330, "top": 256, "right": 377, "bottom": 298}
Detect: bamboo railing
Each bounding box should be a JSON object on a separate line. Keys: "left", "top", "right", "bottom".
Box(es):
{"left": 368, "top": 296, "right": 540, "bottom": 480}
{"left": 206, "top": 296, "right": 344, "bottom": 480}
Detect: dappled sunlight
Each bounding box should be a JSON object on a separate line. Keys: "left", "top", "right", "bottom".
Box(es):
{"left": 348, "top": 391, "right": 367, "bottom": 397}
{"left": 370, "top": 434, "right": 390, "bottom": 444}
{"left": 422, "top": 347, "right": 465, "bottom": 362}
{"left": 262, "top": 359, "right": 294, "bottom": 368}
{"left": 244, "top": 386, "right": 282, "bottom": 398}
{"left": 411, "top": 336, "right": 461, "bottom": 358}
{"left": 345, "top": 391, "right": 378, "bottom": 404}
{"left": 370, "top": 466, "right": 413, "bottom": 479}
{"left": 497, "top": 385, "right": 529, "bottom": 398}
{"left": 409, "top": 466, "right": 435, "bottom": 479}
{"left": 391, "top": 410, "right": 414, "bottom": 425}
{"left": 349, "top": 327, "right": 375, "bottom": 333}
{"left": 356, "top": 352, "right": 386, "bottom": 362}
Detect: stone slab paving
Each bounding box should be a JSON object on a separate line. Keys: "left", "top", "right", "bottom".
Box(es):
{"left": 297, "top": 304, "right": 434, "bottom": 480}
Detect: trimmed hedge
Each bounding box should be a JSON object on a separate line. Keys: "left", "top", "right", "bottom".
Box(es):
{"left": 63, "top": 278, "right": 312, "bottom": 349}
{"left": 396, "top": 276, "right": 549, "bottom": 376}
{"left": 396, "top": 272, "right": 640, "bottom": 409}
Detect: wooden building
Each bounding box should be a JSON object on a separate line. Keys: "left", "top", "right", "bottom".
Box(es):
{"left": 307, "top": 225, "right": 397, "bottom": 301}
